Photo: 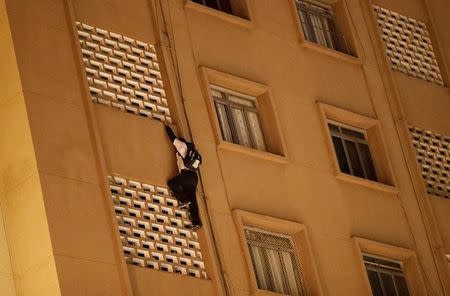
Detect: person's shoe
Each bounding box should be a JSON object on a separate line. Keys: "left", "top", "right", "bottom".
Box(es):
{"left": 178, "top": 201, "right": 191, "bottom": 209}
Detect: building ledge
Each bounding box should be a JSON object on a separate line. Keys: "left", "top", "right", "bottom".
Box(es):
{"left": 336, "top": 172, "right": 399, "bottom": 195}
{"left": 218, "top": 142, "right": 288, "bottom": 164}
{"left": 301, "top": 40, "right": 361, "bottom": 65}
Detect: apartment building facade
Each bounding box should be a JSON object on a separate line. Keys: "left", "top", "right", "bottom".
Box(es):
{"left": 0, "top": 0, "right": 449, "bottom": 295}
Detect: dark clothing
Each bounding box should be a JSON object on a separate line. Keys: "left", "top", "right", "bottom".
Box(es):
{"left": 165, "top": 125, "right": 177, "bottom": 142}
{"left": 165, "top": 125, "right": 202, "bottom": 227}
{"left": 167, "top": 170, "right": 201, "bottom": 226}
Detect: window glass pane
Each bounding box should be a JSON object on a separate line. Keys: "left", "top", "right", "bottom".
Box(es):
{"left": 210, "top": 88, "right": 225, "bottom": 99}
{"left": 358, "top": 143, "right": 377, "bottom": 181}
{"left": 281, "top": 251, "right": 301, "bottom": 296}
{"left": 205, "top": 0, "right": 220, "bottom": 9}
{"left": 246, "top": 111, "right": 266, "bottom": 151}
{"left": 380, "top": 273, "right": 396, "bottom": 296}
{"left": 328, "top": 123, "right": 340, "bottom": 133}
{"left": 331, "top": 136, "right": 350, "bottom": 174}
{"left": 248, "top": 245, "right": 269, "bottom": 290}
{"left": 299, "top": 9, "right": 313, "bottom": 41}
{"left": 310, "top": 14, "right": 327, "bottom": 46}
{"left": 218, "top": 0, "right": 232, "bottom": 13}
{"left": 231, "top": 107, "right": 252, "bottom": 148}
{"left": 344, "top": 140, "right": 365, "bottom": 177}
{"left": 367, "top": 269, "right": 383, "bottom": 296}
{"left": 323, "top": 18, "right": 335, "bottom": 49}
{"left": 214, "top": 102, "right": 233, "bottom": 143}
{"left": 227, "top": 95, "right": 255, "bottom": 108}
{"left": 266, "top": 249, "right": 285, "bottom": 294}
{"left": 341, "top": 127, "right": 365, "bottom": 139}
{"left": 394, "top": 276, "right": 410, "bottom": 296}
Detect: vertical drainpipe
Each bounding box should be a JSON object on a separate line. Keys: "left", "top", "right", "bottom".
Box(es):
{"left": 149, "top": 0, "right": 232, "bottom": 295}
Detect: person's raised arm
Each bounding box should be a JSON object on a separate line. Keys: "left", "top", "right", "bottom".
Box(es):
{"left": 165, "top": 124, "right": 177, "bottom": 143}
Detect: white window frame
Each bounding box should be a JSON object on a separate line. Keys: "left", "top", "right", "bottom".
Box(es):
{"left": 327, "top": 119, "right": 378, "bottom": 181}
{"left": 363, "top": 253, "right": 411, "bottom": 296}
{"left": 244, "top": 226, "right": 307, "bottom": 296}
{"left": 210, "top": 85, "right": 267, "bottom": 151}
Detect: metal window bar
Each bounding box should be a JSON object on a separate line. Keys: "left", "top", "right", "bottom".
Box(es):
{"left": 211, "top": 85, "right": 267, "bottom": 151}
{"left": 363, "top": 254, "right": 411, "bottom": 296}
{"left": 327, "top": 120, "right": 378, "bottom": 181}
{"left": 295, "top": 0, "right": 349, "bottom": 54}
{"left": 192, "top": 0, "right": 233, "bottom": 14}
{"left": 244, "top": 226, "right": 307, "bottom": 296}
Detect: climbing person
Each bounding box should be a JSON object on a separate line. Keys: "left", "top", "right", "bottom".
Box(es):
{"left": 165, "top": 124, "right": 202, "bottom": 230}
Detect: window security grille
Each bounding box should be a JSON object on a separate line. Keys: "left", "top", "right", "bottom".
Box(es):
{"left": 295, "top": 0, "right": 348, "bottom": 54}
{"left": 192, "top": 0, "right": 232, "bottom": 14}
{"left": 76, "top": 22, "right": 172, "bottom": 123}
{"left": 328, "top": 121, "right": 377, "bottom": 181}
{"left": 211, "top": 86, "right": 267, "bottom": 151}
{"left": 244, "top": 226, "right": 307, "bottom": 296}
{"left": 373, "top": 5, "right": 444, "bottom": 86}
{"left": 363, "top": 254, "right": 410, "bottom": 296}
{"left": 409, "top": 127, "right": 450, "bottom": 198}
{"left": 108, "top": 175, "right": 207, "bottom": 279}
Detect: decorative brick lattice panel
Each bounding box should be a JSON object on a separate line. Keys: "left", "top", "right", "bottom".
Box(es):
{"left": 108, "top": 175, "right": 207, "bottom": 278}
{"left": 76, "top": 22, "right": 172, "bottom": 123}
{"left": 373, "top": 6, "right": 444, "bottom": 86}
{"left": 409, "top": 127, "right": 450, "bottom": 198}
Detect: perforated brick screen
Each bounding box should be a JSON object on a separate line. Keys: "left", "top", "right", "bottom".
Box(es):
{"left": 409, "top": 127, "right": 450, "bottom": 198}
{"left": 76, "top": 22, "right": 172, "bottom": 123}
{"left": 373, "top": 6, "right": 443, "bottom": 86}
{"left": 108, "top": 175, "right": 207, "bottom": 278}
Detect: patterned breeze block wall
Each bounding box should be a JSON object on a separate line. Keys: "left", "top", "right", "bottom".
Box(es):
{"left": 373, "top": 5, "right": 444, "bottom": 86}
{"left": 409, "top": 127, "right": 450, "bottom": 198}
{"left": 76, "top": 22, "right": 172, "bottom": 123}
{"left": 108, "top": 175, "right": 207, "bottom": 279}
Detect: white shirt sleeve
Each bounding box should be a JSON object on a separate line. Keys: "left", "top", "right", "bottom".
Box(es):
{"left": 173, "top": 138, "right": 188, "bottom": 158}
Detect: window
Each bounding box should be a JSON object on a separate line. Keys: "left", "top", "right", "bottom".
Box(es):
{"left": 328, "top": 121, "right": 377, "bottom": 181}
{"left": 363, "top": 254, "right": 410, "bottom": 296}
{"left": 244, "top": 226, "right": 307, "bottom": 296}
{"left": 318, "top": 102, "right": 396, "bottom": 191}
{"left": 192, "top": 0, "right": 232, "bottom": 14}
{"left": 295, "top": 0, "right": 349, "bottom": 54}
{"left": 200, "top": 67, "right": 286, "bottom": 159}
{"left": 211, "top": 85, "right": 266, "bottom": 151}
{"left": 354, "top": 238, "right": 427, "bottom": 296}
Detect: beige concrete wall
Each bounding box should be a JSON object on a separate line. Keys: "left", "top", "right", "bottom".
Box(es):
{"left": 1, "top": 0, "right": 448, "bottom": 295}
{"left": 0, "top": 207, "right": 16, "bottom": 296}
{"left": 3, "top": 0, "right": 132, "bottom": 295}
{"left": 165, "top": 0, "right": 449, "bottom": 295}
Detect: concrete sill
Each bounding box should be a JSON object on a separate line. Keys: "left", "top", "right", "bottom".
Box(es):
{"left": 336, "top": 172, "right": 399, "bottom": 195}
{"left": 217, "top": 142, "right": 288, "bottom": 164}
{"left": 300, "top": 40, "right": 361, "bottom": 65}
{"left": 185, "top": 1, "right": 254, "bottom": 30}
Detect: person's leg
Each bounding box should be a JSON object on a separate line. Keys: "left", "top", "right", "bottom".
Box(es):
{"left": 167, "top": 173, "right": 188, "bottom": 203}
{"left": 182, "top": 171, "right": 201, "bottom": 227}
{"left": 188, "top": 193, "right": 201, "bottom": 227}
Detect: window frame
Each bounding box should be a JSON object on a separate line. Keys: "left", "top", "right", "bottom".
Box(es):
{"left": 289, "top": 0, "right": 360, "bottom": 64}
{"left": 244, "top": 226, "right": 307, "bottom": 295}
{"left": 353, "top": 238, "right": 427, "bottom": 296}
{"left": 296, "top": 0, "right": 340, "bottom": 51}
{"left": 327, "top": 119, "right": 378, "bottom": 181}
{"left": 317, "top": 102, "right": 397, "bottom": 193}
{"left": 363, "top": 253, "right": 411, "bottom": 296}
{"left": 233, "top": 210, "right": 323, "bottom": 296}
{"left": 199, "top": 67, "right": 287, "bottom": 163}
{"left": 211, "top": 85, "right": 267, "bottom": 151}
